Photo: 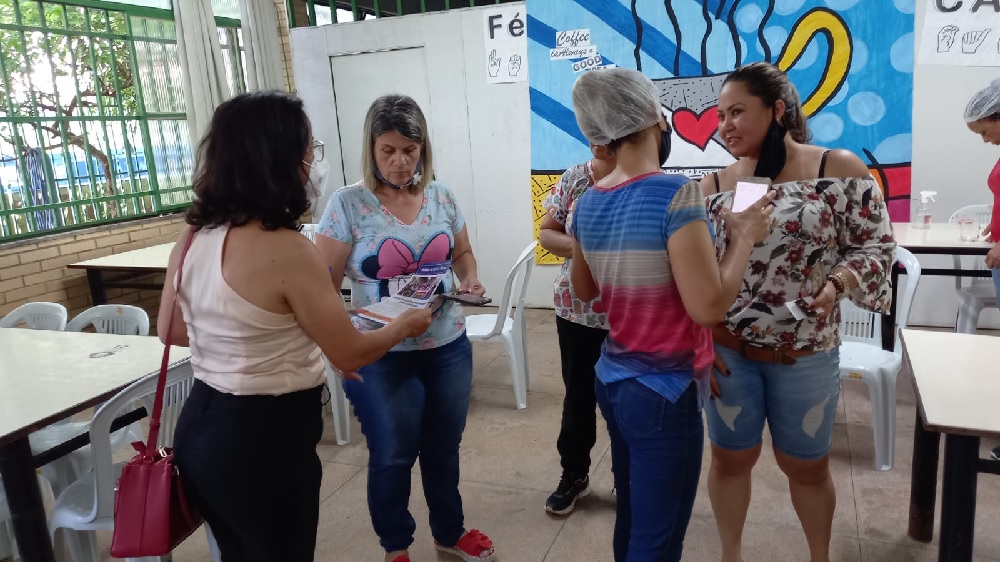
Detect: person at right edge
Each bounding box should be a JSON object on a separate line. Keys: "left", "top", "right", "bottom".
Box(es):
{"left": 570, "top": 68, "right": 775, "bottom": 561}
{"left": 699, "top": 62, "right": 896, "bottom": 562}
{"left": 963, "top": 78, "right": 1000, "bottom": 462}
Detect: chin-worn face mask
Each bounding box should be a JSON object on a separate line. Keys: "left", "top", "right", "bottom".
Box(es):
{"left": 375, "top": 160, "right": 423, "bottom": 190}
{"left": 303, "top": 158, "right": 330, "bottom": 198}
{"left": 658, "top": 127, "right": 672, "bottom": 167}
{"left": 753, "top": 120, "right": 788, "bottom": 180}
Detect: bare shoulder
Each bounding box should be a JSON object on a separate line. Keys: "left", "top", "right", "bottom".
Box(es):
{"left": 698, "top": 165, "right": 736, "bottom": 195}
{"left": 823, "top": 149, "right": 870, "bottom": 179}
{"left": 167, "top": 225, "right": 195, "bottom": 266}
{"left": 270, "top": 227, "right": 324, "bottom": 267}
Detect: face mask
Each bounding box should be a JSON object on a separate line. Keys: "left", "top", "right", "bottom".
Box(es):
{"left": 375, "top": 160, "right": 423, "bottom": 190}
{"left": 304, "top": 158, "right": 330, "bottom": 198}
{"left": 753, "top": 120, "right": 788, "bottom": 180}
{"left": 658, "top": 128, "right": 672, "bottom": 167}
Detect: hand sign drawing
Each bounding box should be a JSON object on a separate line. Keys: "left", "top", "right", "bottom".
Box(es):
{"left": 938, "top": 25, "right": 959, "bottom": 52}
{"left": 962, "top": 28, "right": 991, "bottom": 54}
{"left": 488, "top": 49, "right": 501, "bottom": 78}
{"left": 509, "top": 54, "right": 523, "bottom": 77}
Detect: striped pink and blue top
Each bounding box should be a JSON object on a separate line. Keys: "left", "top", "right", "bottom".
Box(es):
{"left": 571, "top": 172, "right": 714, "bottom": 403}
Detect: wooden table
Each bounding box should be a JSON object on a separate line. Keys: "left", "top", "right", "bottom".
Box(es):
{"left": 902, "top": 329, "right": 1000, "bottom": 561}
{"left": 889, "top": 223, "right": 994, "bottom": 544}
{"left": 67, "top": 243, "right": 173, "bottom": 305}
{"left": 0, "top": 329, "right": 190, "bottom": 562}
{"left": 68, "top": 240, "right": 352, "bottom": 306}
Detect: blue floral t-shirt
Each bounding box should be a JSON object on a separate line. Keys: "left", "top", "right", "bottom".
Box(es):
{"left": 317, "top": 181, "right": 466, "bottom": 351}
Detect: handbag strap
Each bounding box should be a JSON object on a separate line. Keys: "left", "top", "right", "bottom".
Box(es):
{"left": 144, "top": 228, "right": 196, "bottom": 457}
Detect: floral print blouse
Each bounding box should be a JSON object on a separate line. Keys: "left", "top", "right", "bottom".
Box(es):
{"left": 705, "top": 176, "right": 896, "bottom": 351}
{"left": 544, "top": 163, "right": 609, "bottom": 330}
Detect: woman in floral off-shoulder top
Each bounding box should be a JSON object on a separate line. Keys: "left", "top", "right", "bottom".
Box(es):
{"left": 698, "top": 63, "right": 896, "bottom": 562}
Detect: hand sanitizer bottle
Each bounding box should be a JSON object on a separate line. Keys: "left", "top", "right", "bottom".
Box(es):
{"left": 913, "top": 191, "right": 936, "bottom": 229}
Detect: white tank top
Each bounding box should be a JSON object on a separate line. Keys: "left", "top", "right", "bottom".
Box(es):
{"left": 175, "top": 226, "right": 326, "bottom": 395}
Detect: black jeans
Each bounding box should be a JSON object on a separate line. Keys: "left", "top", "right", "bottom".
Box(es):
{"left": 174, "top": 380, "right": 324, "bottom": 562}
{"left": 555, "top": 316, "right": 608, "bottom": 478}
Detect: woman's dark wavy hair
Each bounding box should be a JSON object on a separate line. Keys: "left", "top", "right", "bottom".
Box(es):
{"left": 186, "top": 90, "right": 311, "bottom": 231}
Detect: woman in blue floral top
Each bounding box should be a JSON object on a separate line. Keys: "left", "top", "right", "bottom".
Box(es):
{"left": 316, "top": 95, "right": 495, "bottom": 562}
{"left": 698, "top": 63, "right": 896, "bottom": 562}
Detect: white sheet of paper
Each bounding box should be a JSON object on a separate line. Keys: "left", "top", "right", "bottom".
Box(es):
{"left": 732, "top": 181, "right": 769, "bottom": 213}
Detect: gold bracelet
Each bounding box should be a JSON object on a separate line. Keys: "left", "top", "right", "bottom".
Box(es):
{"left": 829, "top": 270, "right": 852, "bottom": 299}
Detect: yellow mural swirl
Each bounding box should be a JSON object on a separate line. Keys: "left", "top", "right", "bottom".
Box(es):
{"left": 775, "top": 8, "right": 852, "bottom": 117}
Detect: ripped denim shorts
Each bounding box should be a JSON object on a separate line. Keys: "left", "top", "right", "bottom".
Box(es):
{"left": 704, "top": 344, "right": 840, "bottom": 460}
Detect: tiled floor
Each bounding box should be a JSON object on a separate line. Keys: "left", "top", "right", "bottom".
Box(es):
{"left": 58, "top": 310, "right": 1000, "bottom": 561}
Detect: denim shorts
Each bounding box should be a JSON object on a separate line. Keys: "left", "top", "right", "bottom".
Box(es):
{"left": 704, "top": 344, "right": 840, "bottom": 460}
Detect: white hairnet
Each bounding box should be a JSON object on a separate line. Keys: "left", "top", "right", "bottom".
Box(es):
{"left": 965, "top": 78, "right": 1000, "bottom": 123}
{"left": 572, "top": 68, "right": 661, "bottom": 145}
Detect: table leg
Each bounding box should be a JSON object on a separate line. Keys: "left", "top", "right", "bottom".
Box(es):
{"left": 0, "top": 438, "right": 56, "bottom": 562}
{"left": 939, "top": 434, "right": 979, "bottom": 562}
{"left": 908, "top": 410, "right": 941, "bottom": 542}
{"left": 85, "top": 269, "right": 107, "bottom": 305}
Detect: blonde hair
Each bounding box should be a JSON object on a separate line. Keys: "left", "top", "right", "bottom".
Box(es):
{"left": 361, "top": 94, "right": 434, "bottom": 192}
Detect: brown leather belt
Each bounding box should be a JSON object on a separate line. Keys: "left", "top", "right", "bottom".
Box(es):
{"left": 711, "top": 326, "right": 817, "bottom": 366}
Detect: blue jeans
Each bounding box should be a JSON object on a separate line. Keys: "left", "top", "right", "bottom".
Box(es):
{"left": 343, "top": 335, "right": 472, "bottom": 553}
{"left": 992, "top": 269, "right": 1000, "bottom": 304}
{"left": 595, "top": 378, "right": 704, "bottom": 562}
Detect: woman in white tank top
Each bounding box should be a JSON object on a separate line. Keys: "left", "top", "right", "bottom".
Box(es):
{"left": 158, "top": 91, "right": 431, "bottom": 562}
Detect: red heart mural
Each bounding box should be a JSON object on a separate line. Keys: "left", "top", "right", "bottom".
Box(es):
{"left": 672, "top": 107, "right": 720, "bottom": 151}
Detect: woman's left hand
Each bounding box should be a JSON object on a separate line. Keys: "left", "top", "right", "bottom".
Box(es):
{"left": 986, "top": 243, "right": 1000, "bottom": 269}
{"left": 808, "top": 281, "right": 839, "bottom": 319}
{"left": 459, "top": 278, "right": 486, "bottom": 297}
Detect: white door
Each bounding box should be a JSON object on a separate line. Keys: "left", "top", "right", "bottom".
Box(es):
{"left": 329, "top": 48, "right": 433, "bottom": 187}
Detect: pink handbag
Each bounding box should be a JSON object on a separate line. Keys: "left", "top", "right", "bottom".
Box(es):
{"left": 110, "top": 231, "right": 203, "bottom": 557}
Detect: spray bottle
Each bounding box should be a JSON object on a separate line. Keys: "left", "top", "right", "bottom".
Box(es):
{"left": 913, "top": 191, "right": 936, "bottom": 229}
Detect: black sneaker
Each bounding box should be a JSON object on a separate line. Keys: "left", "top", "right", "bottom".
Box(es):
{"left": 545, "top": 475, "right": 590, "bottom": 515}
{"left": 991, "top": 446, "right": 1000, "bottom": 461}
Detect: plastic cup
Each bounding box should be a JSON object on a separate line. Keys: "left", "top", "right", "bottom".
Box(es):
{"left": 957, "top": 218, "right": 978, "bottom": 242}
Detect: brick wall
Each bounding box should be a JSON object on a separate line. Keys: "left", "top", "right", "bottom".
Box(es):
{"left": 0, "top": 214, "right": 187, "bottom": 330}
{"left": 273, "top": 0, "right": 295, "bottom": 91}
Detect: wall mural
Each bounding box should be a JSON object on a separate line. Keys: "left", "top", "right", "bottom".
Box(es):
{"left": 527, "top": 0, "right": 915, "bottom": 264}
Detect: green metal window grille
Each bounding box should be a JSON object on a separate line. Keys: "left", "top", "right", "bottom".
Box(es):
{"left": 0, "top": 0, "right": 246, "bottom": 241}
{"left": 290, "top": 0, "right": 520, "bottom": 26}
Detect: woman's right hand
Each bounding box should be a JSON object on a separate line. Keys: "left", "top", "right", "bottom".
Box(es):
{"left": 721, "top": 191, "right": 776, "bottom": 244}
{"left": 394, "top": 308, "right": 433, "bottom": 337}
{"left": 709, "top": 353, "right": 731, "bottom": 398}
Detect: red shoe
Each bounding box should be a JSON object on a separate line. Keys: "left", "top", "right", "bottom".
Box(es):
{"left": 434, "top": 529, "right": 496, "bottom": 561}
{"left": 390, "top": 556, "right": 411, "bottom": 562}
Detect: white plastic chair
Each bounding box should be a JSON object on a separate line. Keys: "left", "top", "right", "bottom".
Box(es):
{"left": 48, "top": 360, "right": 217, "bottom": 562}
{"left": 465, "top": 241, "right": 537, "bottom": 410}
{"left": 838, "top": 247, "right": 921, "bottom": 471}
{"left": 65, "top": 305, "right": 150, "bottom": 336}
{"left": 948, "top": 205, "right": 996, "bottom": 333}
{"left": 0, "top": 302, "right": 67, "bottom": 330}
{"left": 300, "top": 223, "right": 317, "bottom": 242}
{"left": 28, "top": 306, "right": 151, "bottom": 497}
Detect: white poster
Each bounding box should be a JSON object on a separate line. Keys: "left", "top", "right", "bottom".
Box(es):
{"left": 483, "top": 6, "right": 527, "bottom": 84}
{"left": 918, "top": 0, "right": 1000, "bottom": 67}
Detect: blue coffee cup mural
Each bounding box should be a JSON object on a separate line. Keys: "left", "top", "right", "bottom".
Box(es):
{"left": 528, "top": 0, "right": 914, "bottom": 264}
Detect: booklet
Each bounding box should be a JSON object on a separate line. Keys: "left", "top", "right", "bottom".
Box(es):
{"left": 353, "top": 261, "right": 451, "bottom": 325}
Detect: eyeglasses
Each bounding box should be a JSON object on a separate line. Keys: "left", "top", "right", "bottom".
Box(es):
{"left": 311, "top": 140, "right": 325, "bottom": 162}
